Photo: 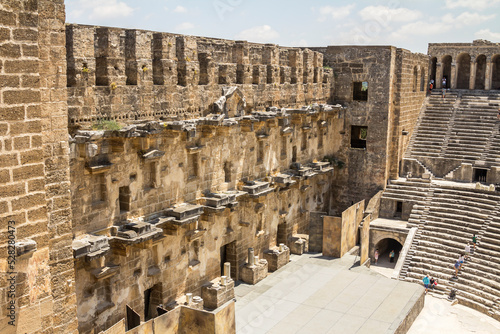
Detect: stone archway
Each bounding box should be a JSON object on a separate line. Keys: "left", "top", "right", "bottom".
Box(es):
{"left": 442, "top": 55, "right": 452, "bottom": 88}
{"left": 475, "top": 54, "right": 487, "bottom": 90}
{"left": 456, "top": 53, "right": 471, "bottom": 89}
{"left": 430, "top": 57, "right": 437, "bottom": 84}
{"left": 372, "top": 238, "right": 403, "bottom": 269}
{"left": 492, "top": 55, "right": 500, "bottom": 90}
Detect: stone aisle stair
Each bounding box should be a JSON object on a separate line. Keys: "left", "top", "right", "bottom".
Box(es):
{"left": 408, "top": 91, "right": 458, "bottom": 159}
{"left": 403, "top": 185, "right": 500, "bottom": 305}
{"left": 444, "top": 92, "right": 499, "bottom": 162}
{"left": 398, "top": 183, "right": 435, "bottom": 280}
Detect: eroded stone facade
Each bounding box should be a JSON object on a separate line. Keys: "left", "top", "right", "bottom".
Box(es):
{"left": 0, "top": 1, "right": 444, "bottom": 333}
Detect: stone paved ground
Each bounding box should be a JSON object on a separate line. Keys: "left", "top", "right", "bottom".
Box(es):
{"left": 408, "top": 294, "right": 500, "bottom": 334}
{"left": 235, "top": 253, "right": 423, "bottom": 334}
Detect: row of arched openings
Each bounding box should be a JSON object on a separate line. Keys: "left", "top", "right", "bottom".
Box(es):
{"left": 429, "top": 53, "right": 500, "bottom": 90}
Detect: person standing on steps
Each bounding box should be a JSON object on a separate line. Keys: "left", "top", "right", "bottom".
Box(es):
{"left": 389, "top": 250, "right": 395, "bottom": 263}
{"left": 374, "top": 249, "right": 379, "bottom": 265}
{"left": 442, "top": 76, "right": 447, "bottom": 89}
{"left": 454, "top": 260, "right": 460, "bottom": 278}
{"left": 472, "top": 234, "right": 477, "bottom": 248}
{"left": 423, "top": 275, "right": 430, "bottom": 294}
{"left": 464, "top": 243, "right": 471, "bottom": 261}
{"left": 458, "top": 254, "right": 465, "bottom": 270}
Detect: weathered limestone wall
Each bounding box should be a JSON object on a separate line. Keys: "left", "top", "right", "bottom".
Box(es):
{"left": 428, "top": 40, "right": 500, "bottom": 90}
{"left": 70, "top": 106, "right": 339, "bottom": 333}
{"left": 316, "top": 46, "right": 396, "bottom": 213}
{"left": 0, "top": 1, "right": 78, "bottom": 333}
{"left": 313, "top": 46, "right": 428, "bottom": 213}
{"left": 389, "top": 49, "right": 428, "bottom": 179}
{"left": 65, "top": 24, "right": 332, "bottom": 128}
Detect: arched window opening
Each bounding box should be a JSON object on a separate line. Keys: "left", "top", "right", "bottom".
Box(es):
{"left": 456, "top": 53, "right": 471, "bottom": 89}
{"left": 475, "top": 55, "right": 487, "bottom": 90}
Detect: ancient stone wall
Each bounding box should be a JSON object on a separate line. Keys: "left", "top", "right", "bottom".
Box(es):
{"left": 313, "top": 46, "right": 427, "bottom": 213}
{"left": 69, "top": 106, "right": 340, "bottom": 333}
{"left": 0, "top": 0, "right": 77, "bottom": 333}
{"left": 388, "top": 49, "right": 428, "bottom": 179}
{"left": 315, "top": 46, "right": 396, "bottom": 213}
{"left": 65, "top": 24, "right": 332, "bottom": 129}
{"left": 428, "top": 40, "right": 500, "bottom": 90}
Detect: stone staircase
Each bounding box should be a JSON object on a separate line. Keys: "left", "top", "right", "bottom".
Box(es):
{"left": 407, "top": 90, "right": 500, "bottom": 167}
{"left": 402, "top": 184, "right": 500, "bottom": 317}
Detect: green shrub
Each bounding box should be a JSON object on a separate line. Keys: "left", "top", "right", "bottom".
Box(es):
{"left": 92, "top": 120, "right": 122, "bottom": 131}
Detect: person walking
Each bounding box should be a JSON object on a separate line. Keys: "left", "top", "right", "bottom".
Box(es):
{"left": 472, "top": 234, "right": 477, "bottom": 248}
{"left": 454, "top": 260, "right": 460, "bottom": 278}
{"left": 423, "top": 275, "right": 430, "bottom": 294}
{"left": 374, "top": 249, "right": 379, "bottom": 265}
{"left": 464, "top": 243, "right": 471, "bottom": 261}
{"left": 389, "top": 250, "right": 395, "bottom": 263}
{"left": 458, "top": 254, "right": 465, "bottom": 270}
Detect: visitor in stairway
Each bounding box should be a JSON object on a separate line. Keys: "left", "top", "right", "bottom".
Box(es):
{"left": 472, "top": 234, "right": 477, "bottom": 248}
{"left": 442, "top": 87, "right": 446, "bottom": 98}
{"left": 454, "top": 260, "right": 460, "bottom": 278}
{"left": 429, "top": 277, "right": 438, "bottom": 290}
{"left": 374, "top": 249, "right": 379, "bottom": 264}
{"left": 458, "top": 254, "right": 465, "bottom": 269}
{"left": 464, "top": 243, "right": 471, "bottom": 261}
{"left": 423, "top": 275, "right": 430, "bottom": 294}
{"left": 389, "top": 250, "right": 395, "bottom": 263}
{"left": 442, "top": 77, "right": 447, "bottom": 89}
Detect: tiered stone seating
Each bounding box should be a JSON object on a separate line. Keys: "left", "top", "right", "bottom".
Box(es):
{"left": 407, "top": 91, "right": 500, "bottom": 167}
{"left": 403, "top": 185, "right": 500, "bottom": 314}
{"left": 409, "top": 92, "right": 457, "bottom": 159}
{"left": 444, "top": 93, "right": 499, "bottom": 161}
{"left": 380, "top": 178, "right": 431, "bottom": 203}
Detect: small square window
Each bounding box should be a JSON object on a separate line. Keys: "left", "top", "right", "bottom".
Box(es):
{"left": 353, "top": 81, "right": 368, "bottom": 101}
{"left": 351, "top": 126, "right": 367, "bottom": 149}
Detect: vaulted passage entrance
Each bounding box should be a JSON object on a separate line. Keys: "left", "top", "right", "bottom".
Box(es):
{"left": 456, "top": 53, "right": 471, "bottom": 89}
{"left": 475, "top": 55, "right": 487, "bottom": 90}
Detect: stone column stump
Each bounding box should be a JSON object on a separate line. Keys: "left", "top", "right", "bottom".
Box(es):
{"left": 201, "top": 277, "right": 235, "bottom": 310}
{"left": 240, "top": 259, "right": 268, "bottom": 285}
{"left": 290, "top": 234, "right": 309, "bottom": 255}
{"left": 263, "top": 246, "right": 290, "bottom": 272}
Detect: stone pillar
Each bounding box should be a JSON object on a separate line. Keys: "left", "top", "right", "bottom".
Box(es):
{"left": 264, "top": 44, "right": 280, "bottom": 85}
{"left": 234, "top": 41, "right": 252, "bottom": 84}
{"left": 66, "top": 25, "right": 96, "bottom": 87}
{"left": 450, "top": 61, "right": 457, "bottom": 89}
{"left": 135, "top": 30, "right": 153, "bottom": 86}
{"left": 224, "top": 262, "right": 231, "bottom": 277}
{"left": 469, "top": 58, "right": 476, "bottom": 90}
{"left": 436, "top": 62, "right": 443, "bottom": 89}
{"left": 485, "top": 59, "right": 493, "bottom": 90}
{"left": 152, "top": 33, "right": 177, "bottom": 86}
{"left": 248, "top": 248, "right": 255, "bottom": 266}
{"left": 289, "top": 49, "right": 303, "bottom": 84}
{"left": 176, "top": 36, "right": 199, "bottom": 86}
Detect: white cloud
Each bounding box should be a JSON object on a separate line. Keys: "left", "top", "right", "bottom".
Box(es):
{"left": 173, "top": 5, "right": 187, "bottom": 13}
{"left": 475, "top": 29, "right": 500, "bottom": 41}
{"left": 445, "top": 0, "right": 500, "bottom": 10}
{"left": 317, "top": 5, "right": 355, "bottom": 22}
{"left": 359, "top": 6, "right": 422, "bottom": 23}
{"left": 87, "top": 0, "right": 134, "bottom": 20}
{"left": 175, "top": 22, "right": 194, "bottom": 31}
{"left": 391, "top": 20, "right": 452, "bottom": 39}
{"left": 235, "top": 25, "right": 280, "bottom": 43}
{"left": 453, "top": 12, "right": 495, "bottom": 25}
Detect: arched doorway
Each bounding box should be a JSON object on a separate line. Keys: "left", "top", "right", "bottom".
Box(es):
{"left": 430, "top": 57, "right": 437, "bottom": 84}
{"left": 442, "top": 55, "right": 452, "bottom": 88}
{"left": 456, "top": 53, "right": 471, "bottom": 89}
{"left": 475, "top": 55, "right": 487, "bottom": 90}
{"left": 373, "top": 238, "right": 403, "bottom": 269}
{"left": 492, "top": 55, "right": 500, "bottom": 90}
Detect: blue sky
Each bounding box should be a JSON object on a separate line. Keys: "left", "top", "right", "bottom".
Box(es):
{"left": 65, "top": 0, "right": 500, "bottom": 54}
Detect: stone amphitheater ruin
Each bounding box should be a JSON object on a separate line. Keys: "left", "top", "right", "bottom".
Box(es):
{"left": 1, "top": 1, "right": 500, "bottom": 333}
